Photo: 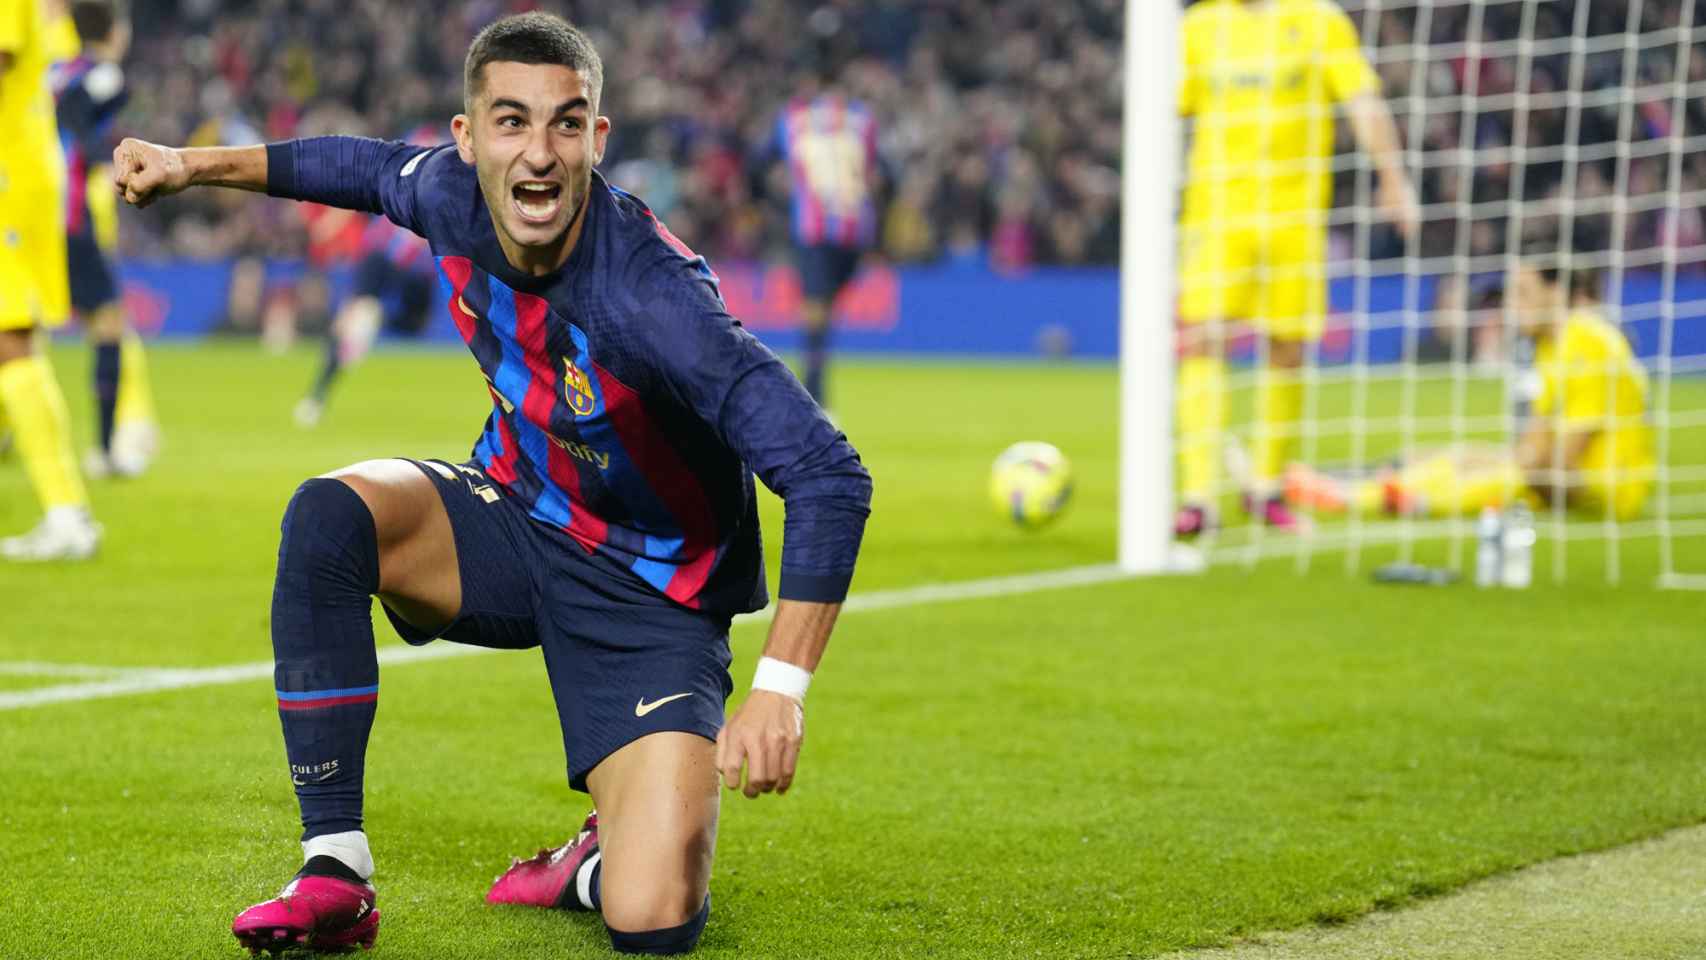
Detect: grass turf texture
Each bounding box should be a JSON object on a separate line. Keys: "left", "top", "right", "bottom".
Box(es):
{"left": 2, "top": 342, "right": 1704, "bottom": 959}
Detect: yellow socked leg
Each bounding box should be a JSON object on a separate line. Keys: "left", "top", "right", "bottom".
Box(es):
{"left": 0, "top": 354, "right": 88, "bottom": 510}
{"left": 1176, "top": 354, "right": 1227, "bottom": 504}
{"left": 1393, "top": 451, "right": 1523, "bottom": 518}
{"left": 1251, "top": 363, "right": 1303, "bottom": 494}
{"left": 115, "top": 331, "right": 158, "bottom": 426}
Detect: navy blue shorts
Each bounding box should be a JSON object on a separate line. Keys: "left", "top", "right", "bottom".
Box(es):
{"left": 386, "top": 459, "right": 734, "bottom": 791}
{"left": 795, "top": 243, "right": 861, "bottom": 303}
{"left": 354, "top": 252, "right": 435, "bottom": 336}
{"left": 67, "top": 230, "right": 119, "bottom": 313}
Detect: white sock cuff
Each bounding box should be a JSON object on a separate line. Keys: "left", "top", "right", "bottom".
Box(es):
{"left": 303, "top": 830, "right": 374, "bottom": 881}
{"left": 575, "top": 850, "right": 602, "bottom": 910}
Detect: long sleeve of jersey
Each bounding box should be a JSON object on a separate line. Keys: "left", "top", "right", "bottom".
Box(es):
{"left": 637, "top": 257, "right": 873, "bottom": 603}
{"left": 265, "top": 136, "right": 438, "bottom": 231}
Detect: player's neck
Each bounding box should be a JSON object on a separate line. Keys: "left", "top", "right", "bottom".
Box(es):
{"left": 496, "top": 188, "right": 591, "bottom": 278}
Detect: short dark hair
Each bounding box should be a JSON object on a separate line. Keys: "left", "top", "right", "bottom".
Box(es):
{"left": 463, "top": 13, "right": 603, "bottom": 113}
{"left": 1521, "top": 219, "right": 1607, "bottom": 302}
{"left": 70, "top": 0, "right": 118, "bottom": 44}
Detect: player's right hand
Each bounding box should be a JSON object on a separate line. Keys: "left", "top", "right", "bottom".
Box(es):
{"left": 113, "top": 138, "right": 189, "bottom": 208}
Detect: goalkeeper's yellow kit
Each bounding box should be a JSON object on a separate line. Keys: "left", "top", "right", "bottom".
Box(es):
{"left": 1532, "top": 308, "right": 1655, "bottom": 520}
{"left": 1177, "top": 0, "right": 1377, "bottom": 340}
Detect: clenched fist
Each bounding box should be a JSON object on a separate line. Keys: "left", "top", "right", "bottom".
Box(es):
{"left": 113, "top": 138, "right": 189, "bottom": 208}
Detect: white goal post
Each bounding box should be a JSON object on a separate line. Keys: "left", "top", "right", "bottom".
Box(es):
{"left": 1118, "top": 0, "right": 1182, "bottom": 575}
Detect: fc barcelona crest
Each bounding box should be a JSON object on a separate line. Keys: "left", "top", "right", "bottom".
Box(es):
{"left": 563, "top": 357, "right": 596, "bottom": 416}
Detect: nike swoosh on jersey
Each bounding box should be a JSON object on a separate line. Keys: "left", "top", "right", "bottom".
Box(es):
{"left": 634, "top": 693, "right": 693, "bottom": 717}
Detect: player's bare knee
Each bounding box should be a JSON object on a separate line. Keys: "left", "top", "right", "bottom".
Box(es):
{"left": 600, "top": 872, "right": 705, "bottom": 934}
{"left": 320, "top": 460, "right": 437, "bottom": 544}
{"left": 317, "top": 460, "right": 458, "bottom": 614}
{"left": 598, "top": 806, "right": 715, "bottom": 933}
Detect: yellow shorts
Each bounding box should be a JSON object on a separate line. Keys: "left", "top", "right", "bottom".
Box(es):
{"left": 0, "top": 179, "right": 70, "bottom": 331}
{"left": 1178, "top": 213, "right": 1326, "bottom": 342}
{"left": 1573, "top": 451, "right": 1655, "bottom": 522}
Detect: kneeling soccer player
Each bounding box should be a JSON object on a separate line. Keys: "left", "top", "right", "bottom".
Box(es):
{"left": 115, "top": 12, "right": 872, "bottom": 955}
{"left": 1287, "top": 253, "right": 1653, "bottom": 521}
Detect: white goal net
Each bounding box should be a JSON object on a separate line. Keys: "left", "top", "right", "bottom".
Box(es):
{"left": 1133, "top": 0, "right": 1706, "bottom": 588}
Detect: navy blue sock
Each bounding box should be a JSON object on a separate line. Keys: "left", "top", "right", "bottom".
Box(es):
{"left": 311, "top": 334, "right": 342, "bottom": 403}
{"left": 803, "top": 328, "right": 829, "bottom": 404}
{"left": 93, "top": 341, "right": 120, "bottom": 453}
{"left": 606, "top": 897, "right": 710, "bottom": 955}
{"left": 271, "top": 478, "right": 382, "bottom": 840}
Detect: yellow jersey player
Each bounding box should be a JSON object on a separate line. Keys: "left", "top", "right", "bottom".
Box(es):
{"left": 1174, "top": 0, "right": 1418, "bottom": 538}
{"left": 1287, "top": 252, "right": 1655, "bottom": 522}
{"left": 0, "top": 0, "right": 99, "bottom": 561}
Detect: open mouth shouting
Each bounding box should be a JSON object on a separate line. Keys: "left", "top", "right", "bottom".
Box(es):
{"left": 512, "top": 179, "right": 565, "bottom": 223}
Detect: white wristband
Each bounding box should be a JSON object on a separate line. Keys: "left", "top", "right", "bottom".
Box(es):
{"left": 752, "top": 657, "right": 811, "bottom": 701}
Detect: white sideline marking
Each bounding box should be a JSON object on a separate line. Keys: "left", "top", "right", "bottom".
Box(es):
{"left": 0, "top": 661, "right": 172, "bottom": 677}
{"left": 0, "top": 564, "right": 1132, "bottom": 712}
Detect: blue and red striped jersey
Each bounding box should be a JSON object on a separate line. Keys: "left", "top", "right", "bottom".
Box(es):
{"left": 266, "top": 137, "right": 872, "bottom": 616}
{"left": 774, "top": 94, "right": 879, "bottom": 249}
{"left": 51, "top": 54, "right": 128, "bottom": 236}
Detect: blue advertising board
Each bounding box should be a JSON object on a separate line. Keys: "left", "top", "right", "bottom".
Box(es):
{"left": 105, "top": 258, "right": 1706, "bottom": 365}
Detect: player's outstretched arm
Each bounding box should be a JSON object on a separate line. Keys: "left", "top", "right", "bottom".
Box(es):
{"left": 113, "top": 138, "right": 266, "bottom": 208}
{"left": 117, "top": 135, "right": 429, "bottom": 231}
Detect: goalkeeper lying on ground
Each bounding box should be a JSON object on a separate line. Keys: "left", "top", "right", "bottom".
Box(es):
{"left": 1288, "top": 253, "right": 1655, "bottom": 521}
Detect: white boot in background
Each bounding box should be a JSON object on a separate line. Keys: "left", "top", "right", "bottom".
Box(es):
{"left": 0, "top": 506, "right": 103, "bottom": 562}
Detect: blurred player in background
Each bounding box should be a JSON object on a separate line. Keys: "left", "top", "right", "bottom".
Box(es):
{"left": 0, "top": 0, "right": 100, "bottom": 561}
{"left": 1287, "top": 247, "right": 1654, "bottom": 520}
{"left": 116, "top": 11, "right": 870, "bottom": 955}
{"left": 770, "top": 66, "right": 879, "bottom": 408}
{"left": 294, "top": 126, "right": 440, "bottom": 428}
{"left": 54, "top": 0, "right": 158, "bottom": 476}
{"left": 1174, "top": 0, "right": 1419, "bottom": 538}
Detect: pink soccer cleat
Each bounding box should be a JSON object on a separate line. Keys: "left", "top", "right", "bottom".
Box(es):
{"left": 1250, "top": 493, "right": 1311, "bottom": 534}
{"left": 232, "top": 871, "right": 379, "bottom": 954}
{"left": 486, "top": 810, "right": 599, "bottom": 910}
{"left": 1174, "top": 504, "right": 1216, "bottom": 540}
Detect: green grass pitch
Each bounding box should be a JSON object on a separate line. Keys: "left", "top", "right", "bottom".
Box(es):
{"left": 2, "top": 342, "right": 1705, "bottom": 959}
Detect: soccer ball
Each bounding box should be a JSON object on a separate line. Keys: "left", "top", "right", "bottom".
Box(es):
{"left": 989, "top": 441, "right": 1073, "bottom": 529}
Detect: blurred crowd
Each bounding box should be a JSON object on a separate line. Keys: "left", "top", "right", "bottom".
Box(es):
{"left": 1346, "top": 0, "right": 1706, "bottom": 269}
{"left": 118, "top": 0, "right": 1124, "bottom": 270}
{"left": 114, "top": 0, "right": 1704, "bottom": 273}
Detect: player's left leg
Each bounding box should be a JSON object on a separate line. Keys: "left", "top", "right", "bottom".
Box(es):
{"left": 1286, "top": 445, "right": 1525, "bottom": 518}
{"left": 1248, "top": 333, "right": 1308, "bottom": 530}
{"left": 297, "top": 295, "right": 382, "bottom": 428}
{"left": 1174, "top": 220, "right": 1252, "bottom": 538}
{"left": 796, "top": 244, "right": 859, "bottom": 407}
{"left": 109, "top": 329, "right": 161, "bottom": 473}
{"left": 1247, "top": 216, "right": 1327, "bottom": 532}
{"left": 589, "top": 733, "right": 719, "bottom": 951}
{"left": 0, "top": 200, "right": 98, "bottom": 561}
{"left": 488, "top": 567, "right": 730, "bottom": 954}
{"left": 489, "top": 732, "right": 719, "bottom": 954}
{"left": 84, "top": 304, "right": 125, "bottom": 476}
{"left": 0, "top": 330, "right": 98, "bottom": 560}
